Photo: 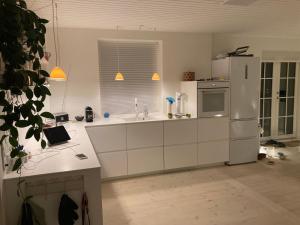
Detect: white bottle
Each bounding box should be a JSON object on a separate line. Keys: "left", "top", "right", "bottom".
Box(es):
{"left": 175, "top": 92, "right": 183, "bottom": 114}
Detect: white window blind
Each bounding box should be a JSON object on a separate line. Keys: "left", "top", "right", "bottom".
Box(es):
{"left": 98, "top": 40, "right": 162, "bottom": 115}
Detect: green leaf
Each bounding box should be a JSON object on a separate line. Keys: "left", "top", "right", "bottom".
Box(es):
{"left": 18, "top": 151, "right": 27, "bottom": 158}
{"left": 33, "top": 58, "right": 40, "bottom": 70}
{"left": 40, "top": 112, "right": 54, "bottom": 119}
{"left": 10, "top": 148, "right": 19, "bottom": 158}
{"left": 12, "top": 158, "right": 22, "bottom": 171}
{"left": 15, "top": 120, "right": 30, "bottom": 128}
{"left": 33, "top": 100, "right": 44, "bottom": 112}
{"left": 25, "top": 127, "right": 35, "bottom": 139}
{"left": 41, "top": 139, "right": 46, "bottom": 149}
{"left": 39, "top": 18, "right": 49, "bottom": 24}
{"left": 40, "top": 85, "right": 51, "bottom": 96}
{"left": 25, "top": 88, "right": 33, "bottom": 100}
{"left": 0, "top": 135, "right": 8, "bottom": 145}
{"left": 34, "top": 85, "right": 41, "bottom": 98}
{"left": 39, "top": 70, "right": 49, "bottom": 77}
{"left": 37, "top": 45, "right": 44, "bottom": 59}
{"left": 9, "top": 137, "right": 18, "bottom": 147}
{"left": 34, "top": 130, "right": 40, "bottom": 141}
{"left": 10, "top": 126, "right": 18, "bottom": 139}
{"left": 0, "top": 123, "right": 10, "bottom": 131}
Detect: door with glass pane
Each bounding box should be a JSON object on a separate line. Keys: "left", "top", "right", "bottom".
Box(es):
{"left": 277, "top": 62, "right": 297, "bottom": 137}
{"left": 260, "top": 62, "right": 298, "bottom": 139}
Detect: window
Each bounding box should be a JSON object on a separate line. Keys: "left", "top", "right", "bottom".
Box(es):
{"left": 98, "top": 40, "right": 162, "bottom": 115}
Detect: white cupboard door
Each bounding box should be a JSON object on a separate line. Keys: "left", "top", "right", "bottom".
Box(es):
{"left": 164, "top": 144, "right": 197, "bottom": 170}
{"left": 127, "top": 147, "right": 164, "bottom": 175}
{"left": 98, "top": 151, "right": 127, "bottom": 178}
{"left": 231, "top": 120, "right": 259, "bottom": 139}
{"left": 229, "top": 138, "right": 259, "bottom": 165}
{"left": 164, "top": 120, "right": 197, "bottom": 146}
{"left": 86, "top": 125, "right": 126, "bottom": 153}
{"left": 198, "top": 140, "right": 229, "bottom": 165}
{"left": 230, "top": 57, "right": 260, "bottom": 120}
{"left": 127, "top": 122, "right": 163, "bottom": 149}
{"left": 198, "top": 117, "right": 229, "bottom": 142}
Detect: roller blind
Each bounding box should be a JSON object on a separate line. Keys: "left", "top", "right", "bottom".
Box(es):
{"left": 98, "top": 40, "right": 162, "bottom": 115}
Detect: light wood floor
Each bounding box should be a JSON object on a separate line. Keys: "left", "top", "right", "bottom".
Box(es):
{"left": 102, "top": 146, "right": 300, "bottom": 225}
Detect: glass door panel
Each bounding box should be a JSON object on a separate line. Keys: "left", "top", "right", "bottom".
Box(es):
{"left": 260, "top": 62, "right": 273, "bottom": 137}
{"left": 277, "top": 62, "right": 296, "bottom": 136}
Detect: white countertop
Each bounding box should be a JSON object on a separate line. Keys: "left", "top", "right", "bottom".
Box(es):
{"left": 3, "top": 121, "right": 101, "bottom": 180}
{"left": 3, "top": 113, "right": 196, "bottom": 180}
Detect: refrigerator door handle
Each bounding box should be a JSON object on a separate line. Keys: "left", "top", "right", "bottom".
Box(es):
{"left": 245, "top": 64, "right": 248, "bottom": 79}
{"left": 231, "top": 118, "right": 258, "bottom": 121}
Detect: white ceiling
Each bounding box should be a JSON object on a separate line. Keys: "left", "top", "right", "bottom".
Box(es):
{"left": 27, "top": 0, "right": 300, "bottom": 37}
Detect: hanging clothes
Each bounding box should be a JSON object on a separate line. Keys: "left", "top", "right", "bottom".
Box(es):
{"left": 81, "top": 192, "right": 91, "bottom": 225}
{"left": 58, "top": 194, "right": 79, "bottom": 225}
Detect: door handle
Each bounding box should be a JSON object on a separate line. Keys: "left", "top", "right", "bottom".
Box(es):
{"left": 245, "top": 64, "right": 248, "bottom": 79}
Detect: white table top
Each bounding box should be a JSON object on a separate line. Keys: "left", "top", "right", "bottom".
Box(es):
{"left": 3, "top": 121, "right": 101, "bottom": 180}
{"left": 3, "top": 114, "right": 196, "bottom": 180}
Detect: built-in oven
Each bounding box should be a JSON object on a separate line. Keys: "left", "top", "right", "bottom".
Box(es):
{"left": 197, "top": 81, "right": 230, "bottom": 118}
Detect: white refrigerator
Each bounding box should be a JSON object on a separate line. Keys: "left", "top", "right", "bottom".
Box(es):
{"left": 213, "top": 57, "right": 260, "bottom": 165}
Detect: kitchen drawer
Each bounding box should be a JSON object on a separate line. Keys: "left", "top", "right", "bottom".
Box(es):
{"left": 198, "top": 117, "right": 229, "bottom": 142}
{"left": 164, "top": 144, "right": 197, "bottom": 170}
{"left": 128, "top": 147, "right": 164, "bottom": 175}
{"left": 97, "top": 151, "right": 127, "bottom": 178}
{"left": 127, "top": 122, "right": 163, "bottom": 149}
{"left": 164, "top": 120, "right": 197, "bottom": 146}
{"left": 86, "top": 125, "right": 126, "bottom": 153}
{"left": 230, "top": 120, "right": 259, "bottom": 139}
{"left": 198, "top": 140, "right": 229, "bottom": 165}
{"left": 229, "top": 138, "right": 259, "bottom": 165}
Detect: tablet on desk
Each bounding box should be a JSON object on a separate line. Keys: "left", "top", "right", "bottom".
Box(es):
{"left": 43, "top": 126, "right": 71, "bottom": 146}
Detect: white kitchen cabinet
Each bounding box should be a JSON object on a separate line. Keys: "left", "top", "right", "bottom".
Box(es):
{"left": 198, "top": 140, "right": 229, "bottom": 165}
{"left": 127, "top": 147, "right": 164, "bottom": 175}
{"left": 86, "top": 125, "right": 126, "bottom": 153}
{"left": 97, "top": 151, "right": 127, "bottom": 178}
{"left": 127, "top": 122, "right": 163, "bottom": 149}
{"left": 198, "top": 117, "right": 229, "bottom": 142}
{"left": 164, "top": 119, "right": 197, "bottom": 146}
{"left": 164, "top": 144, "right": 197, "bottom": 170}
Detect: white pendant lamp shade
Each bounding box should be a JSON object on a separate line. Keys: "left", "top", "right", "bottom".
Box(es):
{"left": 152, "top": 72, "right": 160, "bottom": 81}
{"left": 50, "top": 66, "right": 67, "bottom": 81}
{"left": 115, "top": 72, "right": 124, "bottom": 81}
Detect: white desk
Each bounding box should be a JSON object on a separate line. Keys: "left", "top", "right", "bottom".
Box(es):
{"left": 3, "top": 121, "right": 102, "bottom": 225}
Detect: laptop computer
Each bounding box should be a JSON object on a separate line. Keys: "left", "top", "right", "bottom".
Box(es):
{"left": 43, "top": 126, "right": 71, "bottom": 146}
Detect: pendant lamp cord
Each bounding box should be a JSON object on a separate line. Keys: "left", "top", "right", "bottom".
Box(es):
{"left": 51, "top": 0, "right": 58, "bottom": 66}
{"left": 55, "top": 2, "right": 61, "bottom": 66}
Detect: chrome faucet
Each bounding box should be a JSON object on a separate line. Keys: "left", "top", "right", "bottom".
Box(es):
{"left": 134, "top": 97, "right": 139, "bottom": 120}
{"left": 142, "top": 104, "right": 148, "bottom": 120}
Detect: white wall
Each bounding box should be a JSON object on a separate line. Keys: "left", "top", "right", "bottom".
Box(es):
{"left": 213, "top": 34, "right": 300, "bottom": 138}
{"left": 46, "top": 28, "right": 212, "bottom": 118}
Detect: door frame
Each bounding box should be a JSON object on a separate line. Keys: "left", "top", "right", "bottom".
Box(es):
{"left": 260, "top": 60, "right": 299, "bottom": 141}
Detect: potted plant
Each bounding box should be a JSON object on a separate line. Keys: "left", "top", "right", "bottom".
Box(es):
{"left": 0, "top": 0, "right": 54, "bottom": 172}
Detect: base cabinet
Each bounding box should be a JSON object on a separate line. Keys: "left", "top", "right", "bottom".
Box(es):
{"left": 198, "top": 140, "right": 229, "bottom": 165}
{"left": 164, "top": 144, "right": 198, "bottom": 170}
{"left": 97, "top": 151, "right": 127, "bottom": 178}
{"left": 128, "top": 147, "right": 164, "bottom": 175}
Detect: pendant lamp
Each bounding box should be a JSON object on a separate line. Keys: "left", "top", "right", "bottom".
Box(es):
{"left": 114, "top": 39, "right": 124, "bottom": 81}
{"left": 50, "top": 1, "right": 67, "bottom": 81}
{"left": 152, "top": 72, "right": 160, "bottom": 81}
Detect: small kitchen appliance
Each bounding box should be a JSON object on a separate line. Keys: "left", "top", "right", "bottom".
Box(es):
{"left": 85, "top": 106, "right": 94, "bottom": 122}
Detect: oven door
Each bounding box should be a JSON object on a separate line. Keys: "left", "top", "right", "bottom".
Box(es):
{"left": 198, "top": 88, "right": 229, "bottom": 118}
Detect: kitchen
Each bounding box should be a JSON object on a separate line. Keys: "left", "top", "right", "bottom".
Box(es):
{"left": 1, "top": 1, "right": 300, "bottom": 225}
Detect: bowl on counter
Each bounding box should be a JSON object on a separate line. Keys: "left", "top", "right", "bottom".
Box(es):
{"left": 75, "top": 115, "right": 84, "bottom": 121}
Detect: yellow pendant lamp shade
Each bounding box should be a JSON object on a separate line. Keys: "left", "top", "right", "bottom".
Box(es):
{"left": 115, "top": 72, "right": 124, "bottom": 81}
{"left": 152, "top": 72, "right": 160, "bottom": 81}
{"left": 50, "top": 67, "right": 67, "bottom": 81}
